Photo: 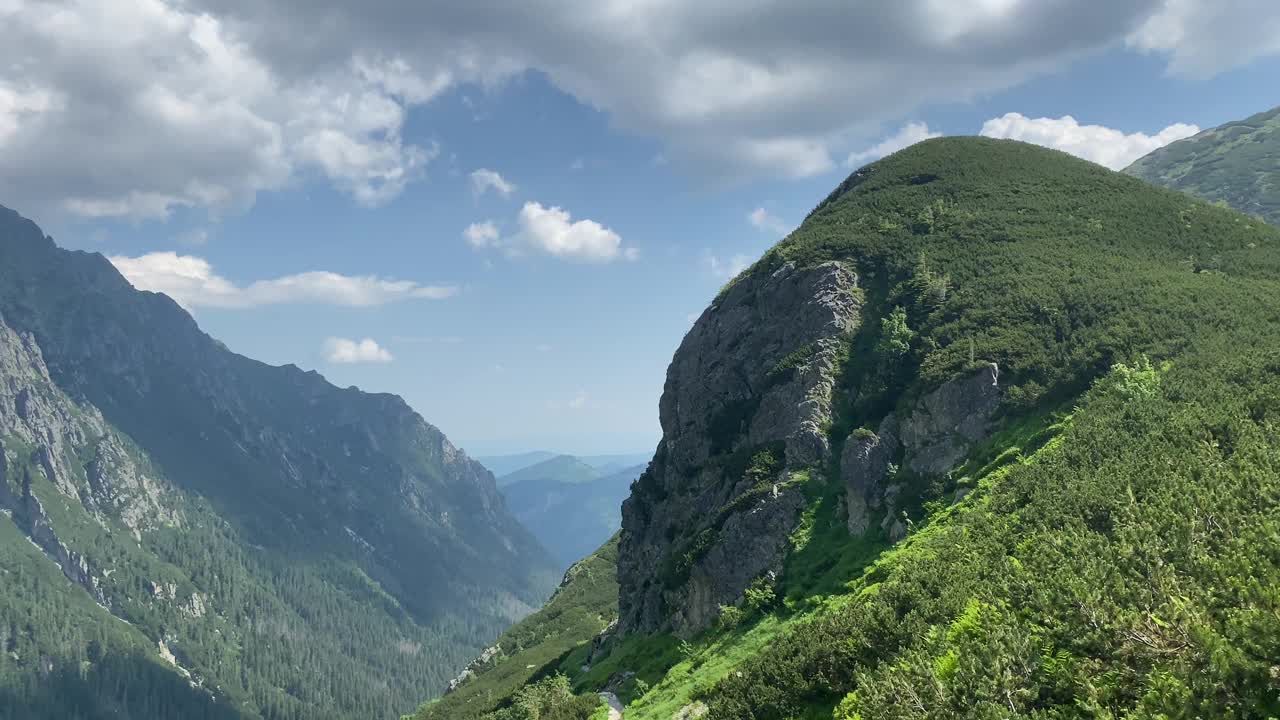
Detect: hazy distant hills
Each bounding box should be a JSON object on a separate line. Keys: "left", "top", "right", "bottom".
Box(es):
{"left": 490, "top": 454, "right": 646, "bottom": 567}
{"left": 478, "top": 450, "right": 649, "bottom": 482}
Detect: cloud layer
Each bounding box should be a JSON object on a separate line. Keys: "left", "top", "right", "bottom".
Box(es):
{"left": 979, "top": 113, "right": 1200, "bottom": 169}
{"left": 3, "top": 0, "right": 1278, "bottom": 220}
{"left": 109, "top": 252, "right": 456, "bottom": 310}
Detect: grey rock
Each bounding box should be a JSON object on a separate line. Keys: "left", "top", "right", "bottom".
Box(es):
{"left": 900, "top": 363, "right": 1001, "bottom": 476}
{"left": 841, "top": 414, "right": 899, "bottom": 535}
{"left": 619, "top": 261, "right": 861, "bottom": 635}
{"left": 444, "top": 643, "right": 502, "bottom": 694}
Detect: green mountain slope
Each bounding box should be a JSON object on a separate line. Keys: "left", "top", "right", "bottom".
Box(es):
{"left": 0, "top": 206, "right": 558, "bottom": 719}
{"left": 504, "top": 463, "right": 644, "bottom": 567}
{"left": 1125, "top": 105, "right": 1280, "bottom": 225}
{"left": 421, "top": 137, "right": 1280, "bottom": 720}
{"left": 414, "top": 537, "right": 620, "bottom": 720}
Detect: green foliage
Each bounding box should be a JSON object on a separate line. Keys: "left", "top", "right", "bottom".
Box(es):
{"left": 415, "top": 539, "right": 620, "bottom": 720}
{"left": 716, "top": 605, "right": 744, "bottom": 632}
{"left": 742, "top": 577, "right": 778, "bottom": 615}
{"left": 485, "top": 675, "right": 600, "bottom": 720}
{"left": 874, "top": 306, "right": 914, "bottom": 368}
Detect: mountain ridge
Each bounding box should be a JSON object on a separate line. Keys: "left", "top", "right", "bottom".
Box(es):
{"left": 0, "top": 204, "right": 558, "bottom": 719}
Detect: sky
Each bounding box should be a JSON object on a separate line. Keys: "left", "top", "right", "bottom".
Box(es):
{"left": 2, "top": 1, "right": 1279, "bottom": 455}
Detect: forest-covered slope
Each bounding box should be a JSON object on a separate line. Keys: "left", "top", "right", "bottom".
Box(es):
{"left": 424, "top": 137, "right": 1280, "bottom": 720}
{"left": 0, "top": 206, "right": 558, "bottom": 720}
{"left": 1125, "top": 104, "right": 1280, "bottom": 225}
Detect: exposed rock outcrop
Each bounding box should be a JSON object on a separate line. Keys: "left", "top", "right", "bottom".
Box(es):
{"left": 842, "top": 414, "right": 899, "bottom": 536}
{"left": 900, "top": 363, "right": 1001, "bottom": 475}
{"left": 619, "top": 261, "right": 861, "bottom": 635}
{"left": 843, "top": 364, "right": 1001, "bottom": 538}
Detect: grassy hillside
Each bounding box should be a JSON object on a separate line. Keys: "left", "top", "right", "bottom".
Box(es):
{"left": 412, "top": 537, "right": 620, "bottom": 720}
{"left": 1126, "top": 105, "right": 1280, "bottom": 225}
{"left": 418, "top": 137, "right": 1280, "bottom": 719}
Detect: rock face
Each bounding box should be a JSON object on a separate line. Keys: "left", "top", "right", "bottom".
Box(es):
{"left": 842, "top": 414, "right": 899, "bottom": 536}
{"left": 619, "top": 261, "right": 861, "bottom": 635}
{"left": 899, "top": 362, "right": 1001, "bottom": 476}
{"left": 843, "top": 364, "right": 1002, "bottom": 538}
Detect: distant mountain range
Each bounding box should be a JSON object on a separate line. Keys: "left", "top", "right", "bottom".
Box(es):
{"left": 477, "top": 451, "right": 650, "bottom": 481}
{"left": 484, "top": 454, "right": 648, "bottom": 567}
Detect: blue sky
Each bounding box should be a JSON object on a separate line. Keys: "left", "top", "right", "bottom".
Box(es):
{"left": 4, "top": 1, "right": 1280, "bottom": 454}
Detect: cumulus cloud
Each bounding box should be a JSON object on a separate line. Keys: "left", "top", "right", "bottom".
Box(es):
{"left": 323, "top": 337, "right": 393, "bottom": 364}
{"left": 0, "top": 0, "right": 445, "bottom": 220}
{"left": 109, "top": 252, "right": 456, "bottom": 310}
{"left": 705, "top": 251, "right": 753, "bottom": 279}
{"left": 847, "top": 122, "right": 942, "bottom": 166}
{"left": 515, "top": 202, "right": 634, "bottom": 263}
{"left": 464, "top": 220, "right": 500, "bottom": 248}
{"left": 747, "top": 207, "right": 789, "bottom": 235}
{"left": 5, "top": 0, "right": 1279, "bottom": 214}
{"left": 469, "top": 168, "right": 515, "bottom": 198}
{"left": 979, "top": 113, "right": 1200, "bottom": 169}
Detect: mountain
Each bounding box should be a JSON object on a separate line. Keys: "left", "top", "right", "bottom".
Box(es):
{"left": 476, "top": 451, "right": 559, "bottom": 478}
{"left": 501, "top": 459, "right": 644, "bottom": 567}
{"left": 478, "top": 451, "right": 651, "bottom": 481}
{"left": 577, "top": 453, "right": 652, "bottom": 475}
{"left": 498, "top": 455, "right": 604, "bottom": 489}
{"left": 0, "top": 205, "right": 558, "bottom": 720}
{"left": 420, "top": 137, "right": 1280, "bottom": 720}
{"left": 1125, "top": 104, "right": 1280, "bottom": 225}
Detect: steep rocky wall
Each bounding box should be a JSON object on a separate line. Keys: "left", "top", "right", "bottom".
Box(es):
{"left": 619, "top": 261, "right": 860, "bottom": 635}
{"left": 843, "top": 363, "right": 1001, "bottom": 540}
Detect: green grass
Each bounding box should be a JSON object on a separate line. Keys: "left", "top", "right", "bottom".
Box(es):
{"left": 413, "top": 538, "right": 620, "bottom": 720}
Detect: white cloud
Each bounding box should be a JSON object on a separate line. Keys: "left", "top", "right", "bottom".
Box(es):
{"left": 979, "top": 113, "right": 1200, "bottom": 170}
{"left": 7, "top": 0, "right": 1280, "bottom": 213}
{"left": 515, "top": 201, "right": 634, "bottom": 263}
{"left": 0, "top": 0, "right": 446, "bottom": 220}
{"left": 1127, "top": 0, "right": 1280, "bottom": 78}
{"left": 548, "top": 389, "right": 590, "bottom": 410}
{"left": 747, "top": 207, "right": 789, "bottom": 235}
{"left": 469, "top": 168, "right": 515, "bottom": 198}
{"left": 847, "top": 122, "right": 942, "bottom": 166}
{"left": 324, "top": 337, "right": 393, "bottom": 364}
{"left": 108, "top": 252, "right": 457, "bottom": 310}
{"left": 464, "top": 220, "right": 500, "bottom": 248}
{"left": 705, "top": 251, "right": 752, "bottom": 279}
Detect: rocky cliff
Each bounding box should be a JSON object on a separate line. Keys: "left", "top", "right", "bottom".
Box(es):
{"left": 619, "top": 260, "right": 862, "bottom": 634}
{"left": 617, "top": 254, "right": 1005, "bottom": 635}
